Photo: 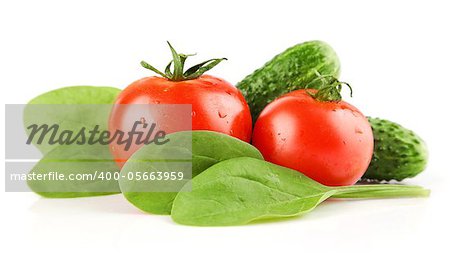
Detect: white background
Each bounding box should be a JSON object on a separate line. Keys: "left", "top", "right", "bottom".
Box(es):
{"left": 1, "top": 0, "right": 449, "bottom": 267}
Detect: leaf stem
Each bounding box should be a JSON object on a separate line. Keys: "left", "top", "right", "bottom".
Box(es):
{"left": 331, "top": 184, "right": 430, "bottom": 199}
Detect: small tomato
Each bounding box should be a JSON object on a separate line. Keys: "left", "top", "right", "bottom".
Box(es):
{"left": 252, "top": 79, "right": 373, "bottom": 186}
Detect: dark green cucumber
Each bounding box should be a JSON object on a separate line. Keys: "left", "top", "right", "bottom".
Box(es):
{"left": 236, "top": 40, "right": 340, "bottom": 120}
{"left": 363, "top": 117, "right": 428, "bottom": 181}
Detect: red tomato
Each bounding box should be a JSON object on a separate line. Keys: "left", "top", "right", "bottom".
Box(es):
{"left": 109, "top": 74, "right": 252, "bottom": 167}
{"left": 252, "top": 89, "right": 373, "bottom": 186}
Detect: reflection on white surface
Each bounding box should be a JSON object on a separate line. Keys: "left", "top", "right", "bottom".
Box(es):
{"left": 29, "top": 194, "right": 138, "bottom": 215}
{"left": 26, "top": 192, "right": 430, "bottom": 247}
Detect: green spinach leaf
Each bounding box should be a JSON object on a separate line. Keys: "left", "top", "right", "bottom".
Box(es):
{"left": 24, "top": 85, "right": 121, "bottom": 197}
{"left": 119, "top": 131, "right": 264, "bottom": 215}
{"left": 24, "top": 86, "right": 121, "bottom": 154}
{"left": 171, "top": 157, "right": 430, "bottom": 226}
{"left": 27, "top": 85, "right": 120, "bottom": 105}
{"left": 28, "top": 144, "right": 121, "bottom": 198}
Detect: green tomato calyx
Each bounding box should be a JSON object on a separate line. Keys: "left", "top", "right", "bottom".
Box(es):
{"left": 306, "top": 71, "right": 353, "bottom": 102}
{"left": 140, "top": 41, "right": 227, "bottom": 82}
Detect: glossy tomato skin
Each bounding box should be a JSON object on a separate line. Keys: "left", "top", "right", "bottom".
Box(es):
{"left": 109, "top": 75, "right": 252, "bottom": 167}
{"left": 252, "top": 90, "right": 373, "bottom": 186}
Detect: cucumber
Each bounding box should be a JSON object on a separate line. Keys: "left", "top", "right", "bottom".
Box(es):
{"left": 363, "top": 117, "right": 428, "bottom": 181}
{"left": 236, "top": 40, "right": 340, "bottom": 120}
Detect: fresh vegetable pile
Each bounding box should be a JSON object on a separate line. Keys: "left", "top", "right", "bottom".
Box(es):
{"left": 25, "top": 41, "right": 429, "bottom": 226}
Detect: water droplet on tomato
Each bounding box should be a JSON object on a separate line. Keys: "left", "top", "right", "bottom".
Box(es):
{"left": 191, "top": 111, "right": 196, "bottom": 117}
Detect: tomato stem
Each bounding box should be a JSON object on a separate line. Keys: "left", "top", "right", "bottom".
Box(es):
{"left": 140, "top": 42, "right": 227, "bottom": 81}
{"left": 305, "top": 71, "right": 353, "bottom": 102}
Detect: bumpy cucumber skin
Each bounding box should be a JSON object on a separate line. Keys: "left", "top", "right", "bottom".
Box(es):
{"left": 363, "top": 117, "right": 428, "bottom": 181}
{"left": 236, "top": 40, "right": 340, "bottom": 120}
